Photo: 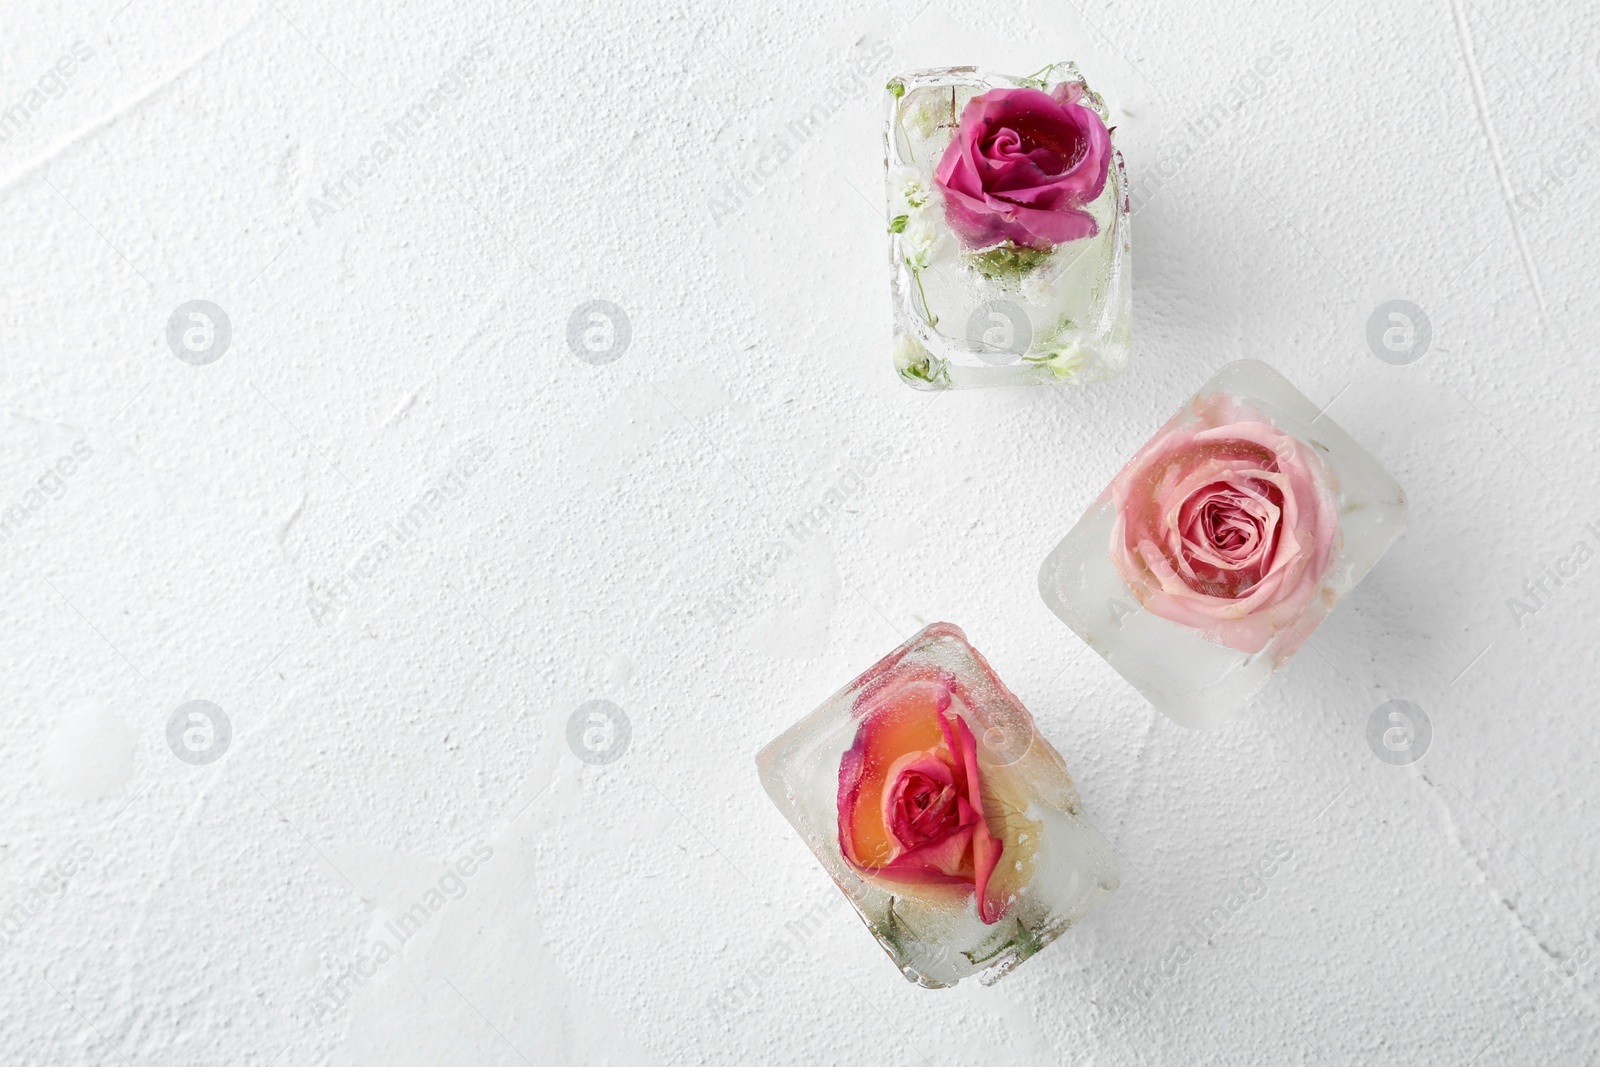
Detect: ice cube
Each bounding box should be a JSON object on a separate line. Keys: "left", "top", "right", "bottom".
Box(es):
{"left": 1039, "top": 360, "right": 1408, "bottom": 727}
{"left": 756, "top": 622, "right": 1119, "bottom": 987}
{"left": 885, "top": 63, "right": 1132, "bottom": 390}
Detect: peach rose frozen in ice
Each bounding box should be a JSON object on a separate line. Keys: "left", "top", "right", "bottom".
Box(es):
{"left": 761, "top": 621, "right": 1121, "bottom": 985}
{"left": 836, "top": 670, "right": 1015, "bottom": 924}
{"left": 1109, "top": 394, "right": 1339, "bottom": 654}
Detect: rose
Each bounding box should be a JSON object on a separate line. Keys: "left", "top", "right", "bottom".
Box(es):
{"left": 836, "top": 670, "right": 1010, "bottom": 923}
{"left": 1109, "top": 394, "right": 1339, "bottom": 654}
{"left": 933, "top": 84, "right": 1112, "bottom": 251}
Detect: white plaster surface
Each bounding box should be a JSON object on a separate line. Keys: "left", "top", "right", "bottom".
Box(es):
{"left": 2, "top": 0, "right": 1598, "bottom": 1063}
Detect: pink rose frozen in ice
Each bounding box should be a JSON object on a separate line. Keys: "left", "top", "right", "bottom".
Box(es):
{"left": 933, "top": 83, "right": 1112, "bottom": 250}
{"left": 1109, "top": 394, "right": 1340, "bottom": 655}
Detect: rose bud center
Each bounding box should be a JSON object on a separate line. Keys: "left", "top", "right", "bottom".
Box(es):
{"left": 982, "top": 119, "right": 1086, "bottom": 176}
{"left": 889, "top": 765, "right": 961, "bottom": 847}
{"left": 1200, "top": 494, "right": 1267, "bottom": 558}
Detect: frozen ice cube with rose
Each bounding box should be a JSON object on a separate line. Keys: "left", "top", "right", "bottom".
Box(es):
{"left": 756, "top": 623, "right": 1119, "bottom": 988}
{"left": 885, "top": 63, "right": 1132, "bottom": 390}
{"left": 1038, "top": 360, "right": 1408, "bottom": 727}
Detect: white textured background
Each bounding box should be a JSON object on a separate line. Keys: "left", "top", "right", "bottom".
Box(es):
{"left": 3, "top": 0, "right": 1598, "bottom": 1063}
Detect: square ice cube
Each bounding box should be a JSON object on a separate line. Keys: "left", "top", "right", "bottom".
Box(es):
{"left": 1039, "top": 360, "right": 1408, "bottom": 728}
{"left": 885, "top": 63, "right": 1131, "bottom": 390}
{"left": 756, "top": 622, "right": 1119, "bottom": 988}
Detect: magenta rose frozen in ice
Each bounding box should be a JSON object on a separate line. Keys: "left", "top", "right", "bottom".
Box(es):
{"left": 1108, "top": 393, "right": 1340, "bottom": 655}
{"left": 933, "top": 83, "right": 1112, "bottom": 250}
{"left": 885, "top": 64, "right": 1131, "bottom": 389}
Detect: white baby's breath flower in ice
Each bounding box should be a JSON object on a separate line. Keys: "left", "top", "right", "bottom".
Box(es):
{"left": 894, "top": 334, "right": 929, "bottom": 374}
{"left": 1042, "top": 342, "right": 1088, "bottom": 380}
{"left": 893, "top": 334, "right": 946, "bottom": 385}
{"left": 1026, "top": 332, "right": 1091, "bottom": 381}
{"left": 889, "top": 167, "right": 931, "bottom": 213}
{"left": 902, "top": 214, "right": 944, "bottom": 270}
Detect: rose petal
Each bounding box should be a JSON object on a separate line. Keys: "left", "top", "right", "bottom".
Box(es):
{"left": 938, "top": 711, "right": 1004, "bottom": 923}
{"left": 837, "top": 678, "right": 952, "bottom": 869}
